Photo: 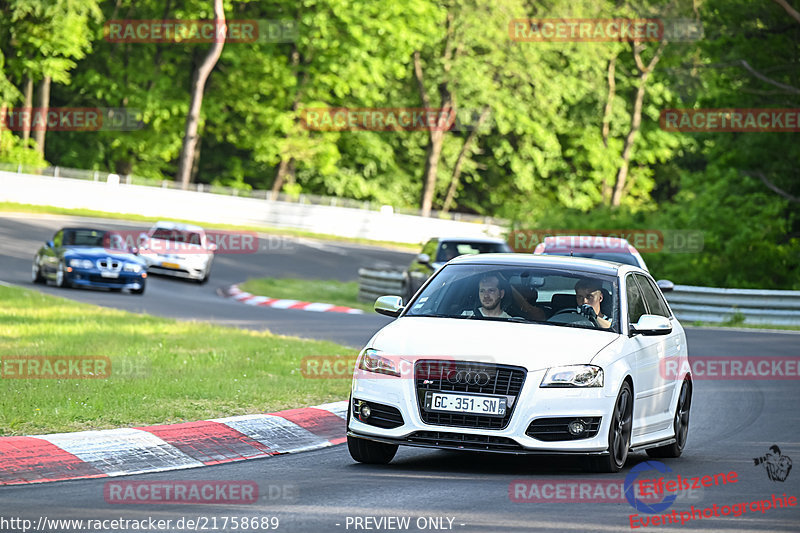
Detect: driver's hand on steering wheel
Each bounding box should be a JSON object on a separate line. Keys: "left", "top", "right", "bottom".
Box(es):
{"left": 579, "top": 304, "right": 597, "bottom": 321}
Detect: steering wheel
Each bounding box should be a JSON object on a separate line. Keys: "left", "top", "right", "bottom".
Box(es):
{"left": 548, "top": 307, "right": 598, "bottom": 327}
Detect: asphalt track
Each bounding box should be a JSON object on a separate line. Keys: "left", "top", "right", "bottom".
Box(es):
{"left": 0, "top": 213, "right": 414, "bottom": 347}
{"left": 1, "top": 213, "right": 799, "bottom": 532}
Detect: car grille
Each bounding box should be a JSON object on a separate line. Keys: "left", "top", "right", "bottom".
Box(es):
{"left": 87, "top": 275, "right": 128, "bottom": 285}
{"left": 526, "top": 417, "right": 602, "bottom": 441}
{"left": 352, "top": 399, "right": 404, "bottom": 429}
{"left": 415, "top": 360, "right": 526, "bottom": 430}
{"left": 406, "top": 431, "right": 523, "bottom": 452}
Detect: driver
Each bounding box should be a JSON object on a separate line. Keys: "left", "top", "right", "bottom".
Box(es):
{"left": 574, "top": 278, "right": 612, "bottom": 328}
{"left": 462, "top": 274, "right": 511, "bottom": 318}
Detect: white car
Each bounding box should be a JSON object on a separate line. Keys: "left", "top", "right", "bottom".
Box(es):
{"left": 138, "top": 222, "right": 216, "bottom": 283}
{"left": 347, "top": 254, "right": 691, "bottom": 472}
{"left": 534, "top": 235, "right": 649, "bottom": 271}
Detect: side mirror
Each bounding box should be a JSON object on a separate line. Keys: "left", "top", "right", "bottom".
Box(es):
{"left": 46, "top": 240, "right": 55, "bottom": 248}
{"left": 208, "top": 243, "right": 218, "bottom": 252}
{"left": 374, "top": 295, "right": 404, "bottom": 317}
{"left": 657, "top": 279, "right": 674, "bottom": 292}
{"left": 630, "top": 314, "right": 672, "bottom": 336}
{"left": 416, "top": 253, "right": 431, "bottom": 265}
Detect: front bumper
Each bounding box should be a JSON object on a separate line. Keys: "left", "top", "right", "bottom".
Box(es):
{"left": 67, "top": 271, "right": 145, "bottom": 290}
{"left": 349, "top": 365, "right": 616, "bottom": 454}
{"left": 142, "top": 255, "right": 209, "bottom": 279}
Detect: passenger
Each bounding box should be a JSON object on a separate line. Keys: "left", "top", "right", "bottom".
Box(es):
{"left": 462, "top": 274, "right": 511, "bottom": 318}
{"left": 574, "top": 278, "right": 612, "bottom": 328}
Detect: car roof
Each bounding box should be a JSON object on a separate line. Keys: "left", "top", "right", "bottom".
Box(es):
{"left": 436, "top": 236, "right": 507, "bottom": 244}
{"left": 59, "top": 227, "right": 107, "bottom": 233}
{"left": 151, "top": 221, "right": 204, "bottom": 232}
{"left": 448, "top": 253, "right": 627, "bottom": 276}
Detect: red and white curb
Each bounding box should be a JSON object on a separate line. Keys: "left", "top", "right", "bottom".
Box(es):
{"left": 0, "top": 401, "right": 347, "bottom": 485}
{"left": 223, "top": 285, "right": 364, "bottom": 314}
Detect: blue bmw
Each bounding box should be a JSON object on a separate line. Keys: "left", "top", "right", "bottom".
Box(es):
{"left": 32, "top": 227, "right": 147, "bottom": 295}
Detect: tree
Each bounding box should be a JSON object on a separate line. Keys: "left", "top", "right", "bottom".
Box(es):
{"left": 176, "top": 0, "right": 225, "bottom": 189}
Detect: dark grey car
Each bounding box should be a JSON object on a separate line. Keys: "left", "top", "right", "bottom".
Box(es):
{"left": 401, "top": 237, "right": 513, "bottom": 302}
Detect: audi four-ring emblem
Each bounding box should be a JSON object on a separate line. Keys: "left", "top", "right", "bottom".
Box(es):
{"left": 446, "top": 370, "right": 491, "bottom": 386}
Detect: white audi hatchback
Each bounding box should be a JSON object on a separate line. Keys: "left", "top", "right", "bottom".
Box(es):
{"left": 347, "top": 254, "right": 692, "bottom": 472}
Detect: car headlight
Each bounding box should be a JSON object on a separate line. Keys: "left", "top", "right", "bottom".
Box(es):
{"left": 123, "top": 263, "right": 143, "bottom": 273}
{"left": 357, "top": 348, "right": 400, "bottom": 377}
{"left": 68, "top": 259, "right": 94, "bottom": 269}
{"left": 540, "top": 365, "right": 604, "bottom": 388}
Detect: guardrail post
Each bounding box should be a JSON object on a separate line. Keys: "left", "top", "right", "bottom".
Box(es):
{"left": 358, "top": 267, "right": 405, "bottom": 304}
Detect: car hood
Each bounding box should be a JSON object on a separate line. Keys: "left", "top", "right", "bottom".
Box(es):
{"left": 62, "top": 247, "right": 142, "bottom": 263}
{"left": 369, "top": 317, "right": 620, "bottom": 372}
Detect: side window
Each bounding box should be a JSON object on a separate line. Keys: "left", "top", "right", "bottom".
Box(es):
{"left": 635, "top": 274, "right": 671, "bottom": 318}
{"left": 53, "top": 230, "right": 63, "bottom": 247}
{"left": 626, "top": 275, "right": 647, "bottom": 325}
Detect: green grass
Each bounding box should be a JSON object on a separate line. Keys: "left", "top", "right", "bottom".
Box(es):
{"left": 0, "top": 201, "right": 419, "bottom": 251}
{"left": 0, "top": 285, "right": 356, "bottom": 435}
{"left": 239, "top": 277, "right": 374, "bottom": 312}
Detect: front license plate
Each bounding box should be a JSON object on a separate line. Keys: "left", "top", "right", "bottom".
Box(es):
{"left": 161, "top": 262, "right": 180, "bottom": 269}
{"left": 424, "top": 391, "right": 507, "bottom": 417}
{"left": 100, "top": 271, "right": 119, "bottom": 278}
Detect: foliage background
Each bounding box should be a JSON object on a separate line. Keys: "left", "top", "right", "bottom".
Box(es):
{"left": 1, "top": 0, "right": 798, "bottom": 288}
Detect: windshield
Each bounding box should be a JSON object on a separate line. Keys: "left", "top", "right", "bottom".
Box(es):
{"left": 436, "top": 241, "right": 511, "bottom": 262}
{"left": 404, "top": 264, "right": 619, "bottom": 333}
{"left": 150, "top": 228, "right": 203, "bottom": 245}
{"left": 63, "top": 229, "right": 107, "bottom": 247}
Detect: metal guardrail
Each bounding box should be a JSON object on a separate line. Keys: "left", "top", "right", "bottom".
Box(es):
{"left": 358, "top": 268, "right": 404, "bottom": 304}
{"left": 665, "top": 285, "right": 800, "bottom": 326}
{"left": 356, "top": 270, "right": 800, "bottom": 326}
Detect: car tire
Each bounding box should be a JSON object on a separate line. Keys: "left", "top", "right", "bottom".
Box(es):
{"left": 588, "top": 381, "right": 633, "bottom": 473}
{"left": 131, "top": 283, "right": 146, "bottom": 295}
{"left": 347, "top": 435, "right": 398, "bottom": 465}
{"left": 198, "top": 269, "right": 210, "bottom": 284}
{"left": 32, "top": 257, "right": 44, "bottom": 284}
{"left": 55, "top": 262, "right": 69, "bottom": 288}
{"left": 646, "top": 379, "right": 691, "bottom": 459}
